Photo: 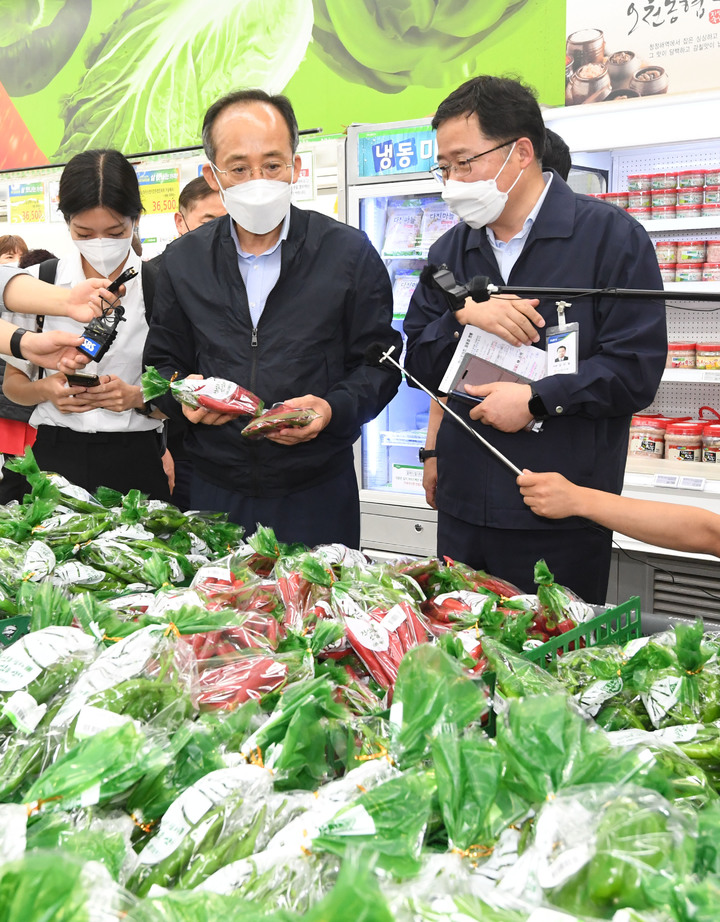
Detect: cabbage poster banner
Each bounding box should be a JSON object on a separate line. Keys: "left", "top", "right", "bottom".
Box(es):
{"left": 0, "top": 0, "right": 566, "bottom": 172}
{"left": 565, "top": 0, "right": 720, "bottom": 105}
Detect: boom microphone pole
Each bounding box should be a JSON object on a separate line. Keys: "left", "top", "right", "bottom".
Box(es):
{"left": 421, "top": 264, "right": 720, "bottom": 306}
{"left": 366, "top": 343, "right": 522, "bottom": 477}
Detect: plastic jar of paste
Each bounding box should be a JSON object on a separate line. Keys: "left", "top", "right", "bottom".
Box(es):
{"left": 677, "top": 169, "right": 706, "bottom": 188}
{"left": 627, "top": 206, "right": 651, "bottom": 221}
{"left": 628, "top": 415, "right": 667, "bottom": 457}
{"left": 706, "top": 168, "right": 720, "bottom": 187}
{"left": 655, "top": 240, "right": 678, "bottom": 262}
{"left": 676, "top": 202, "right": 704, "bottom": 220}
{"left": 707, "top": 240, "right": 720, "bottom": 262}
{"left": 651, "top": 172, "right": 679, "bottom": 190}
{"left": 651, "top": 188, "right": 678, "bottom": 207}
{"left": 677, "top": 187, "right": 705, "bottom": 206}
{"left": 677, "top": 241, "right": 707, "bottom": 263}
{"left": 658, "top": 262, "right": 677, "bottom": 282}
{"left": 676, "top": 265, "right": 704, "bottom": 282}
{"left": 704, "top": 203, "right": 720, "bottom": 219}
{"left": 628, "top": 189, "right": 652, "bottom": 207}
{"left": 666, "top": 342, "right": 696, "bottom": 368}
{"left": 703, "top": 423, "right": 720, "bottom": 463}
{"left": 651, "top": 204, "right": 677, "bottom": 219}
{"left": 628, "top": 173, "right": 652, "bottom": 191}
{"left": 607, "top": 191, "right": 629, "bottom": 209}
{"left": 704, "top": 186, "right": 720, "bottom": 204}
{"left": 665, "top": 421, "right": 704, "bottom": 461}
{"left": 703, "top": 263, "right": 720, "bottom": 282}
{"left": 696, "top": 343, "right": 720, "bottom": 369}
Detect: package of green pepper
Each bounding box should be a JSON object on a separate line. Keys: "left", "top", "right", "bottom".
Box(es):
{"left": 127, "top": 764, "right": 273, "bottom": 897}
{"left": 0, "top": 625, "right": 99, "bottom": 734}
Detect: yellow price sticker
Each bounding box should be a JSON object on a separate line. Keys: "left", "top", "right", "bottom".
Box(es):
{"left": 140, "top": 181, "right": 179, "bottom": 215}
{"left": 10, "top": 197, "right": 46, "bottom": 224}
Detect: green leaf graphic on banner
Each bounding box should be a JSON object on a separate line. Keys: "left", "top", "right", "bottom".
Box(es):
{"left": 311, "top": 0, "right": 537, "bottom": 91}
{"left": 54, "top": 0, "right": 313, "bottom": 159}
{"left": 0, "top": 0, "right": 91, "bottom": 96}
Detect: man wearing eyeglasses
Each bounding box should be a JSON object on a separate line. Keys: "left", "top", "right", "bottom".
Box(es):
{"left": 404, "top": 75, "right": 666, "bottom": 603}
{"left": 144, "top": 89, "right": 401, "bottom": 548}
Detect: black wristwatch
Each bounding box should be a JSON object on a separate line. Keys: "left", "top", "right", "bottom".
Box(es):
{"left": 9, "top": 327, "right": 29, "bottom": 359}
{"left": 135, "top": 401, "right": 155, "bottom": 417}
{"left": 418, "top": 448, "right": 437, "bottom": 462}
{"left": 528, "top": 390, "right": 550, "bottom": 421}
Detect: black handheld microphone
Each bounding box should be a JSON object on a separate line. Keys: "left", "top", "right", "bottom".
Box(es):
{"left": 365, "top": 343, "right": 522, "bottom": 477}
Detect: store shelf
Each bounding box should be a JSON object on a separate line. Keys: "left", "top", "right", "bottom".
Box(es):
{"left": 625, "top": 455, "right": 720, "bottom": 491}
{"left": 664, "top": 282, "right": 720, "bottom": 296}
{"left": 662, "top": 368, "right": 720, "bottom": 383}
{"left": 639, "top": 216, "right": 720, "bottom": 233}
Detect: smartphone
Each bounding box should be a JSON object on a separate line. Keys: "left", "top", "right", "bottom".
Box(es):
{"left": 65, "top": 372, "right": 101, "bottom": 387}
{"left": 107, "top": 266, "right": 138, "bottom": 294}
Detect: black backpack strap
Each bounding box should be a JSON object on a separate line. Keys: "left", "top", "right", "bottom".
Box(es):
{"left": 37, "top": 257, "right": 59, "bottom": 285}
{"left": 140, "top": 261, "right": 157, "bottom": 321}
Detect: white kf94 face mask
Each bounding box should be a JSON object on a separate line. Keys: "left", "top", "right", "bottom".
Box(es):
{"left": 73, "top": 236, "right": 133, "bottom": 277}
{"left": 211, "top": 167, "right": 294, "bottom": 236}
{"left": 441, "top": 142, "right": 523, "bottom": 229}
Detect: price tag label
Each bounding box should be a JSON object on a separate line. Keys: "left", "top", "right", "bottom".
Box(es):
{"left": 678, "top": 475, "right": 706, "bottom": 491}
{"left": 652, "top": 473, "right": 679, "bottom": 489}
{"left": 703, "top": 371, "right": 720, "bottom": 383}
{"left": 9, "top": 181, "right": 46, "bottom": 223}
{"left": 137, "top": 168, "right": 179, "bottom": 215}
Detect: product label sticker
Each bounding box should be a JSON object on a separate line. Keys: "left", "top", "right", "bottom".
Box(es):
{"left": 643, "top": 674, "right": 682, "bottom": 728}
{"left": 2, "top": 689, "right": 46, "bottom": 732}
{"left": 344, "top": 616, "right": 389, "bottom": 652}
{"left": 323, "top": 804, "right": 376, "bottom": 837}
{"left": 576, "top": 677, "right": 623, "bottom": 717}
{"left": 74, "top": 705, "right": 133, "bottom": 740}
{"left": 381, "top": 604, "right": 407, "bottom": 633}
{"left": 546, "top": 322, "right": 579, "bottom": 375}
{"left": 80, "top": 782, "right": 102, "bottom": 807}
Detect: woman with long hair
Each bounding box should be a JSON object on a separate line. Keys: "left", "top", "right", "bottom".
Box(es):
{"left": 3, "top": 149, "right": 170, "bottom": 499}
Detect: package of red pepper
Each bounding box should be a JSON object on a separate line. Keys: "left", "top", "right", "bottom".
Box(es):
{"left": 241, "top": 402, "right": 320, "bottom": 439}
{"left": 343, "top": 600, "right": 429, "bottom": 691}
{"left": 196, "top": 651, "right": 297, "bottom": 709}
{"left": 142, "top": 366, "right": 264, "bottom": 417}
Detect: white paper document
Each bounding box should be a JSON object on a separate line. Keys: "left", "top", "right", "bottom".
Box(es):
{"left": 439, "top": 324, "right": 547, "bottom": 398}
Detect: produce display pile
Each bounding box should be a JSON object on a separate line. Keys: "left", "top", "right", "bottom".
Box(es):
{"left": 0, "top": 450, "right": 720, "bottom": 920}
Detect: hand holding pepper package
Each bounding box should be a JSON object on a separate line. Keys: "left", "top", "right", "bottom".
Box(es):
{"left": 241, "top": 402, "right": 320, "bottom": 439}
{"left": 142, "top": 366, "right": 263, "bottom": 417}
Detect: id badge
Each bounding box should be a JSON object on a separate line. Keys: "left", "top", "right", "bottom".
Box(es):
{"left": 546, "top": 322, "right": 579, "bottom": 375}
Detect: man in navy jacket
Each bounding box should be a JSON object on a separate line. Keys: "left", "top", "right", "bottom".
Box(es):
{"left": 404, "top": 75, "right": 666, "bottom": 602}
{"left": 144, "top": 89, "right": 401, "bottom": 548}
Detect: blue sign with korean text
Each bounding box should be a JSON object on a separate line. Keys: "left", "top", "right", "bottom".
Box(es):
{"left": 358, "top": 127, "right": 437, "bottom": 178}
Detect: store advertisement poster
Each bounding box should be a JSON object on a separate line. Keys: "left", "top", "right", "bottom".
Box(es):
{"left": 294, "top": 151, "right": 315, "bottom": 202}
{"left": 0, "top": 0, "right": 565, "bottom": 172}
{"left": 566, "top": 0, "right": 720, "bottom": 105}
{"left": 9, "top": 182, "right": 45, "bottom": 224}
{"left": 136, "top": 168, "right": 180, "bottom": 216}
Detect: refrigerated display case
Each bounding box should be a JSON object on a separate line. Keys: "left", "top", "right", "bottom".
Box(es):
{"left": 345, "top": 119, "right": 459, "bottom": 555}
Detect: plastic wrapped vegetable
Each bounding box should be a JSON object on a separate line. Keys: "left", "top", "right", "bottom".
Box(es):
{"left": 313, "top": 767, "right": 437, "bottom": 877}
{"left": 23, "top": 719, "right": 168, "bottom": 815}
{"left": 431, "top": 725, "right": 527, "bottom": 853}
{"left": 532, "top": 784, "right": 696, "bottom": 917}
{"left": 389, "top": 643, "right": 488, "bottom": 768}
{"left": 241, "top": 402, "right": 319, "bottom": 439}
{"left": 127, "top": 765, "right": 274, "bottom": 897}
{"left": 143, "top": 365, "right": 263, "bottom": 417}
{"left": 0, "top": 851, "right": 130, "bottom": 921}
{"left": 0, "top": 626, "right": 99, "bottom": 734}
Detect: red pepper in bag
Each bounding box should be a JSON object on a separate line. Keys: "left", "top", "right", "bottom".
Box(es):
{"left": 197, "top": 653, "right": 288, "bottom": 709}
{"left": 142, "top": 366, "right": 263, "bottom": 417}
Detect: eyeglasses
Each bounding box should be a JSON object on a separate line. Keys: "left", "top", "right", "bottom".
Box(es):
{"left": 212, "top": 160, "right": 293, "bottom": 184}
{"left": 430, "top": 139, "right": 519, "bottom": 184}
